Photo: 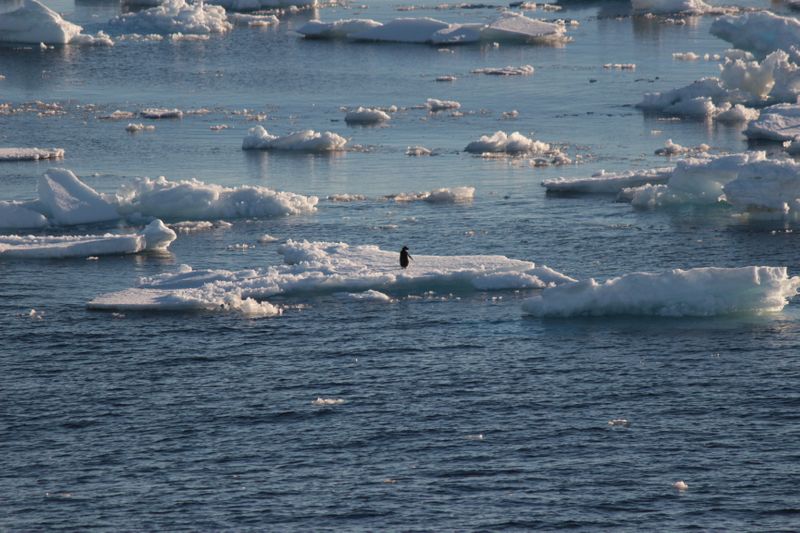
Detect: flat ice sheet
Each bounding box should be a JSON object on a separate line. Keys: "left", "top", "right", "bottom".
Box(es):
{"left": 542, "top": 167, "right": 674, "bottom": 194}
{"left": 0, "top": 148, "right": 64, "bottom": 161}
{"left": 88, "top": 239, "right": 576, "bottom": 313}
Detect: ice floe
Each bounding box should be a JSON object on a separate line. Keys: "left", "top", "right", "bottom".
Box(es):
{"left": 242, "top": 126, "right": 348, "bottom": 151}
{"left": 743, "top": 104, "right": 800, "bottom": 142}
{"left": 622, "top": 152, "right": 765, "bottom": 208}
{"left": 0, "top": 147, "right": 64, "bottom": 161}
{"left": 723, "top": 159, "right": 800, "bottom": 216}
{"left": 654, "top": 139, "right": 708, "bottom": 156}
{"left": 522, "top": 266, "right": 799, "bottom": 317}
{"left": 335, "top": 289, "right": 393, "bottom": 302}
{"left": 406, "top": 145, "right": 433, "bottom": 156}
{"left": 391, "top": 186, "right": 475, "bottom": 203}
{"left": 541, "top": 167, "right": 674, "bottom": 194}
{"left": 711, "top": 12, "right": 800, "bottom": 56}
{"left": 0, "top": 0, "right": 81, "bottom": 44}
{"left": 108, "top": 0, "right": 232, "bottom": 36}
{"left": 344, "top": 107, "right": 391, "bottom": 124}
{"left": 141, "top": 108, "right": 184, "bottom": 119}
{"left": 38, "top": 169, "right": 120, "bottom": 226}
{"left": 472, "top": 65, "right": 534, "bottom": 76}
{"left": 0, "top": 201, "right": 48, "bottom": 228}
{"left": 88, "top": 239, "right": 576, "bottom": 313}
{"left": 126, "top": 123, "right": 156, "bottom": 132}
{"left": 630, "top": 0, "right": 715, "bottom": 15}
{"left": 115, "top": 175, "right": 318, "bottom": 220}
{"left": 0, "top": 220, "right": 175, "bottom": 259}
{"left": 296, "top": 12, "right": 568, "bottom": 45}
{"left": 464, "top": 131, "right": 550, "bottom": 154}
{"left": 426, "top": 98, "right": 461, "bottom": 112}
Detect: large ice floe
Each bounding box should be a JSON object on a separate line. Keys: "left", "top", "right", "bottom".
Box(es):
{"left": 0, "top": 168, "right": 317, "bottom": 228}
{"left": 87, "top": 240, "right": 576, "bottom": 314}
{"left": 344, "top": 107, "right": 391, "bottom": 124}
{"left": 522, "top": 266, "right": 799, "bottom": 317}
{"left": 0, "top": 220, "right": 176, "bottom": 259}
{"left": 115, "top": 176, "right": 318, "bottom": 220}
{"left": 710, "top": 12, "right": 800, "bottom": 56}
{"left": 107, "top": 0, "right": 232, "bottom": 35}
{"left": 0, "top": 0, "right": 110, "bottom": 45}
{"left": 295, "top": 12, "right": 569, "bottom": 46}
{"left": 636, "top": 48, "right": 800, "bottom": 118}
{"left": 242, "top": 126, "right": 348, "bottom": 151}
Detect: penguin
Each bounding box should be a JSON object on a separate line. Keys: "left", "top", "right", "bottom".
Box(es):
{"left": 400, "top": 246, "right": 412, "bottom": 269}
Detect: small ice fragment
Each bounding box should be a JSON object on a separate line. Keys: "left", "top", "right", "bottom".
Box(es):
{"left": 608, "top": 419, "right": 630, "bottom": 427}
{"left": 312, "top": 397, "right": 346, "bottom": 405}
{"left": 126, "top": 123, "right": 156, "bottom": 132}
{"left": 673, "top": 480, "right": 689, "bottom": 491}
{"left": 259, "top": 234, "right": 279, "bottom": 243}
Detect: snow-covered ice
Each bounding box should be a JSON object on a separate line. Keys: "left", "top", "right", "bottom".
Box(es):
{"left": 115, "top": 175, "right": 318, "bottom": 220}
{"left": 0, "top": 147, "right": 64, "bottom": 161}
{"left": 631, "top": 0, "right": 714, "bottom": 15}
{"left": 465, "top": 131, "right": 550, "bottom": 154}
{"left": 522, "top": 266, "right": 799, "bottom": 317}
{"left": 472, "top": 65, "right": 534, "bottom": 76}
{"left": 0, "top": 219, "right": 176, "bottom": 259}
{"left": 344, "top": 107, "right": 391, "bottom": 124}
{"left": 0, "top": 0, "right": 81, "bottom": 44}
{"left": 723, "top": 159, "right": 800, "bottom": 215}
{"left": 406, "top": 146, "right": 432, "bottom": 156}
{"left": 88, "top": 239, "right": 576, "bottom": 313}
{"left": 541, "top": 167, "right": 674, "bottom": 194}
{"left": 126, "top": 123, "right": 156, "bottom": 132}
{"left": 0, "top": 201, "right": 48, "bottom": 228}
{"left": 38, "top": 169, "right": 120, "bottom": 226}
{"left": 242, "top": 126, "right": 348, "bottom": 151}
{"left": 426, "top": 98, "right": 461, "bottom": 112}
{"left": 392, "top": 186, "right": 475, "bottom": 203}
{"left": 711, "top": 12, "right": 800, "bottom": 56}
{"left": 108, "top": 0, "right": 232, "bottom": 36}
{"left": 296, "top": 18, "right": 383, "bottom": 39}
{"left": 744, "top": 104, "right": 800, "bottom": 142}
{"left": 141, "top": 108, "right": 184, "bottom": 119}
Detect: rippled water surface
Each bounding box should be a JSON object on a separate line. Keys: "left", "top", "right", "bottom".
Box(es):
{"left": 3, "top": 0, "right": 800, "bottom": 530}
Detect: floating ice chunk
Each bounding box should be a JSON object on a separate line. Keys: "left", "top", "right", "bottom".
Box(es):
{"left": 724, "top": 159, "right": 800, "bottom": 215}
{"left": 222, "top": 294, "right": 281, "bottom": 317}
{"left": 0, "top": 147, "right": 64, "bottom": 161}
{"left": 0, "top": 201, "right": 48, "bottom": 228}
{"left": 426, "top": 98, "right": 460, "bottom": 111}
{"left": 744, "top": 104, "right": 800, "bottom": 142}
{"left": 436, "top": 75, "right": 457, "bottom": 82}
{"left": 38, "top": 169, "right": 119, "bottom": 226}
{"left": 126, "top": 123, "right": 156, "bottom": 132}
{"left": 296, "top": 18, "right": 383, "bottom": 39}
{"left": 141, "top": 108, "right": 183, "bottom": 119}
{"left": 502, "top": 110, "right": 519, "bottom": 119}
{"left": 327, "top": 193, "right": 368, "bottom": 202}
{"left": 392, "top": 186, "right": 475, "bottom": 203}
{"left": 258, "top": 233, "right": 279, "bottom": 243}
{"left": 0, "top": 0, "right": 81, "bottom": 44}
{"left": 654, "top": 139, "right": 708, "bottom": 156}
{"left": 108, "top": 0, "right": 232, "bottom": 36}
{"left": 715, "top": 103, "right": 759, "bottom": 123}
{"left": 603, "top": 63, "right": 636, "bottom": 70}
{"left": 227, "top": 13, "right": 279, "bottom": 27}
{"left": 99, "top": 110, "right": 136, "bottom": 120}
{"left": 335, "top": 289, "right": 392, "bottom": 302}
{"left": 673, "top": 52, "right": 700, "bottom": 61}
{"left": 406, "top": 145, "right": 432, "bottom": 156}
{"left": 636, "top": 78, "right": 729, "bottom": 117}
{"left": 608, "top": 419, "right": 630, "bottom": 427}
{"left": 465, "top": 131, "right": 549, "bottom": 154}
{"left": 472, "top": 65, "right": 534, "bottom": 76}
{"left": 522, "top": 266, "right": 800, "bottom": 317}
{"left": 210, "top": 0, "right": 315, "bottom": 9}
{"left": 170, "top": 220, "right": 231, "bottom": 233}
{"left": 711, "top": 12, "right": 800, "bottom": 56}
{"left": 242, "top": 126, "right": 348, "bottom": 152}
{"left": 88, "top": 239, "right": 576, "bottom": 313}
{"left": 115, "top": 175, "right": 318, "bottom": 220}
{"left": 624, "top": 152, "right": 765, "bottom": 207}
{"left": 0, "top": 219, "right": 175, "bottom": 259}
{"left": 631, "top": 0, "right": 713, "bottom": 14}
{"left": 312, "top": 397, "right": 345, "bottom": 405}
{"left": 430, "top": 22, "right": 484, "bottom": 45}
{"left": 344, "top": 107, "right": 391, "bottom": 124}
{"left": 541, "top": 167, "right": 674, "bottom": 194}
{"left": 351, "top": 17, "right": 450, "bottom": 43}
{"left": 673, "top": 481, "right": 689, "bottom": 491}
{"left": 480, "top": 11, "right": 566, "bottom": 44}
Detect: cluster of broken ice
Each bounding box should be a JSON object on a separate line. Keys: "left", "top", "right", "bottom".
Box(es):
{"left": 465, "top": 131, "right": 550, "bottom": 155}
{"left": 296, "top": 12, "right": 569, "bottom": 46}
{"left": 711, "top": 12, "right": 800, "bottom": 56}
{"left": 108, "top": 0, "right": 232, "bottom": 35}
{"left": 637, "top": 48, "right": 800, "bottom": 119}
{"left": 242, "top": 126, "right": 348, "bottom": 151}
{"left": 87, "top": 239, "right": 576, "bottom": 313}
{"left": 0, "top": 147, "right": 64, "bottom": 161}
{"left": 344, "top": 107, "right": 392, "bottom": 125}
{"left": 542, "top": 167, "right": 674, "bottom": 194}
{"left": 391, "top": 186, "right": 475, "bottom": 203}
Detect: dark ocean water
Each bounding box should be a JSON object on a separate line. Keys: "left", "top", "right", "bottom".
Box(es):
{"left": 3, "top": 0, "right": 800, "bottom": 529}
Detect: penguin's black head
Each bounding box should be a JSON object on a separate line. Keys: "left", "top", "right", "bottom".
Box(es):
{"left": 402, "top": 246, "right": 409, "bottom": 251}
